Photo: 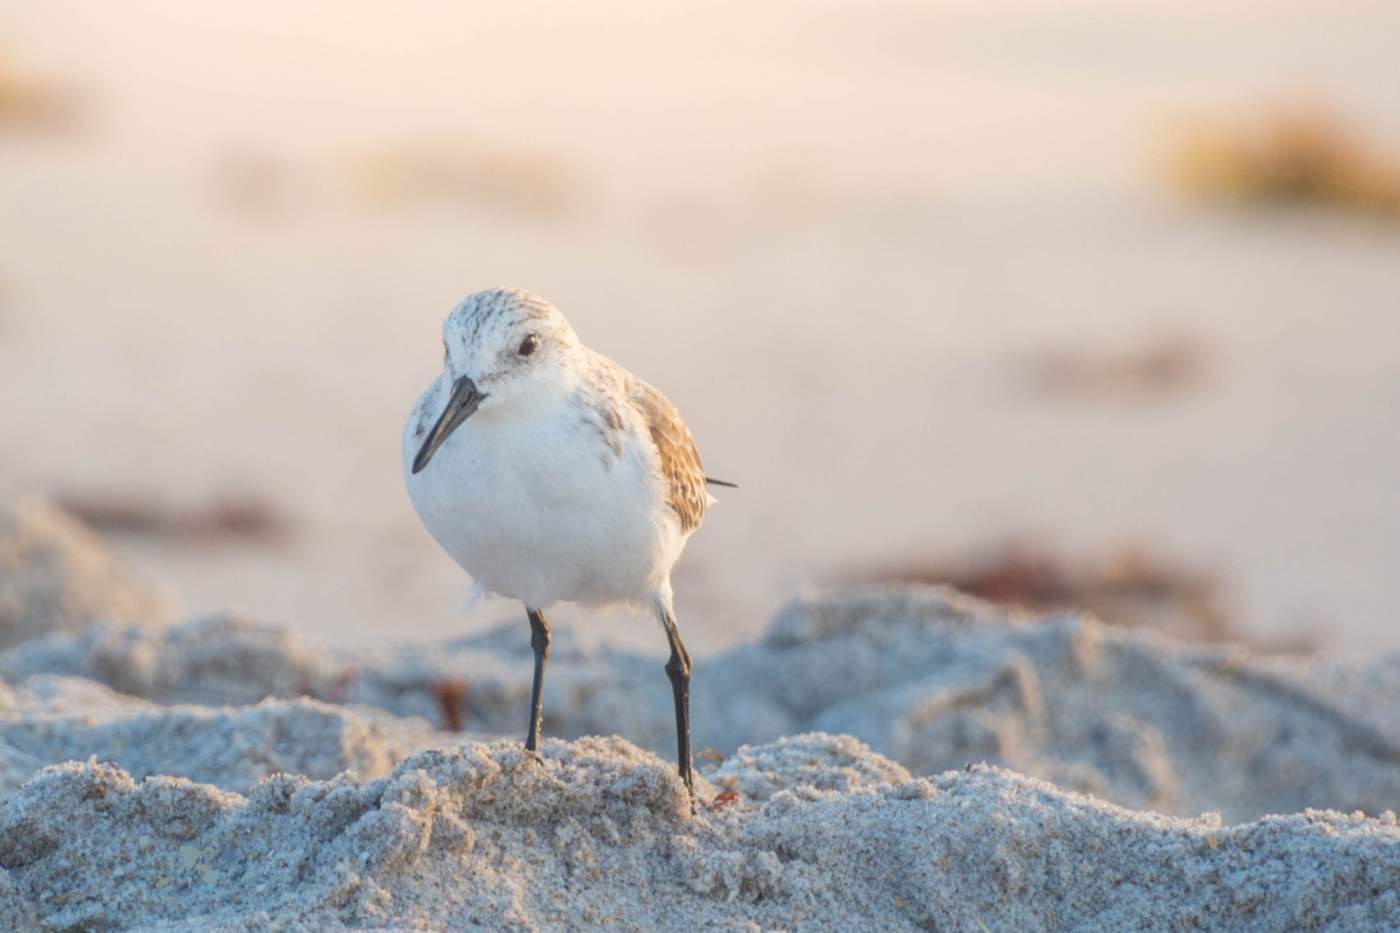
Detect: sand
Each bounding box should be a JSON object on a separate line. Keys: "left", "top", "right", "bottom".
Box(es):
{"left": 12, "top": 589, "right": 1395, "bottom": 824}
{"left": 0, "top": 496, "right": 171, "bottom": 650}
{"left": 3, "top": 737, "right": 1399, "bottom": 930}
{"left": 3, "top": 500, "right": 1400, "bottom": 929}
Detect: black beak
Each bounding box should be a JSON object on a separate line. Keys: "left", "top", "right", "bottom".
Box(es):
{"left": 412, "top": 375, "right": 486, "bottom": 474}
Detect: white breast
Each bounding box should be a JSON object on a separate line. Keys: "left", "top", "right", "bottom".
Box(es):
{"left": 401, "top": 378, "right": 683, "bottom": 610}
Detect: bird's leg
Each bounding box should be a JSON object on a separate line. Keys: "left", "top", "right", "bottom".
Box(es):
{"left": 524, "top": 607, "right": 551, "bottom": 753}
{"left": 661, "top": 610, "right": 694, "bottom": 800}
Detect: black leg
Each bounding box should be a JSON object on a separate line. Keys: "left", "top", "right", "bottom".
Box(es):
{"left": 661, "top": 610, "right": 694, "bottom": 801}
{"left": 525, "top": 607, "right": 550, "bottom": 753}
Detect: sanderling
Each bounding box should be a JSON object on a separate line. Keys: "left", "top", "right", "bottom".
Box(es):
{"left": 402, "top": 288, "right": 731, "bottom": 802}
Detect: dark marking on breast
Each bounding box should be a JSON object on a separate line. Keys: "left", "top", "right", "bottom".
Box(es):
{"left": 413, "top": 400, "right": 435, "bottom": 440}
{"left": 578, "top": 396, "right": 624, "bottom": 471}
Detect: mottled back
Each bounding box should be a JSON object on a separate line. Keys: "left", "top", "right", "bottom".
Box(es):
{"left": 630, "top": 378, "right": 709, "bottom": 534}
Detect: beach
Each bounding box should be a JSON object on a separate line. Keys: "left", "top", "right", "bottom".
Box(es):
{"left": 3, "top": 495, "right": 1399, "bottom": 928}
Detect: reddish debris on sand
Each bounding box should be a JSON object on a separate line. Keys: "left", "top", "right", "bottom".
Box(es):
{"left": 859, "top": 541, "right": 1242, "bottom": 647}
{"left": 709, "top": 791, "right": 740, "bottom": 809}
{"left": 321, "top": 668, "right": 361, "bottom": 704}
{"left": 51, "top": 490, "right": 291, "bottom": 543}
{"left": 428, "top": 678, "right": 468, "bottom": 731}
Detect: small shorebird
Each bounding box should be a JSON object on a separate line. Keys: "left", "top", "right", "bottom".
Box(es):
{"left": 402, "top": 288, "right": 729, "bottom": 801}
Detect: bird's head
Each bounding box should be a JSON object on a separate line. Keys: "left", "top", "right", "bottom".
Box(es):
{"left": 412, "top": 288, "right": 579, "bottom": 474}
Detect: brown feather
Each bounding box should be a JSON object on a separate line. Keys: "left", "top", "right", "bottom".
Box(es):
{"left": 629, "top": 379, "right": 708, "bottom": 534}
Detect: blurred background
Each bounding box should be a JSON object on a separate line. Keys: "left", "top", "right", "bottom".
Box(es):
{"left": 2, "top": 0, "right": 1397, "bottom": 655}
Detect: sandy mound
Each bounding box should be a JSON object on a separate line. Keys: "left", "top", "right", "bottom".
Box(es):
{"left": 4, "top": 499, "right": 1400, "bottom": 928}
{"left": 1, "top": 613, "right": 332, "bottom": 706}
{"left": 0, "top": 495, "right": 170, "bottom": 650}
{"left": 5, "top": 587, "right": 1400, "bottom": 824}
{"left": 0, "top": 679, "right": 439, "bottom": 796}
{"left": 2, "top": 734, "right": 1397, "bottom": 930}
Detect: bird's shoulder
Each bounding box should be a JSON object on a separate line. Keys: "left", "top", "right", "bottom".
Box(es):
{"left": 580, "top": 353, "right": 708, "bottom": 534}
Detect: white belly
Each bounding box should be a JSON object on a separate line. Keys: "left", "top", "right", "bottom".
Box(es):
{"left": 402, "top": 384, "right": 680, "bottom": 610}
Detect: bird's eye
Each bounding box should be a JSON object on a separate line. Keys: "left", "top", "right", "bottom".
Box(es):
{"left": 518, "top": 333, "right": 539, "bottom": 357}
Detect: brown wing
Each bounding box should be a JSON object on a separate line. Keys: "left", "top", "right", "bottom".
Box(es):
{"left": 630, "top": 378, "right": 708, "bottom": 534}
